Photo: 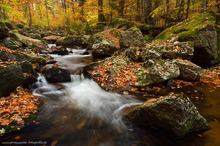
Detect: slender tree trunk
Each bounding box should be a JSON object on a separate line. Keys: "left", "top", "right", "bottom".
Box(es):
{"left": 118, "top": 0, "right": 125, "bottom": 17}
{"left": 177, "top": 0, "right": 185, "bottom": 21}
{"left": 98, "top": 0, "right": 106, "bottom": 22}
{"left": 176, "top": 0, "right": 180, "bottom": 7}
{"left": 136, "top": 0, "right": 141, "bottom": 21}
{"left": 186, "top": 0, "right": 190, "bottom": 19}
{"left": 202, "top": 0, "right": 208, "bottom": 8}
{"left": 45, "top": 0, "right": 50, "bottom": 27}
{"left": 217, "top": 0, "right": 220, "bottom": 12}
{"left": 28, "top": 3, "right": 32, "bottom": 27}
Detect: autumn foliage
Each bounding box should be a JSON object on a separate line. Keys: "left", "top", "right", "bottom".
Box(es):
{"left": 0, "top": 87, "right": 39, "bottom": 127}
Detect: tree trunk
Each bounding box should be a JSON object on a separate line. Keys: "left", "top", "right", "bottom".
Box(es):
{"left": 217, "top": 0, "right": 220, "bottom": 12}
{"left": 119, "top": 0, "right": 125, "bottom": 17}
{"left": 136, "top": 0, "right": 141, "bottom": 21}
{"left": 177, "top": 0, "right": 185, "bottom": 21}
{"left": 98, "top": 0, "right": 106, "bottom": 22}
{"left": 45, "top": 0, "right": 50, "bottom": 27}
{"left": 186, "top": 0, "right": 190, "bottom": 19}
{"left": 28, "top": 3, "right": 32, "bottom": 27}
{"left": 202, "top": 0, "right": 208, "bottom": 8}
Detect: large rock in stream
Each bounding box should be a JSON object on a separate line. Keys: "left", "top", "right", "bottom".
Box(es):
{"left": 44, "top": 67, "right": 71, "bottom": 83}
{"left": 56, "top": 35, "right": 89, "bottom": 47}
{"left": 0, "top": 61, "right": 38, "bottom": 97}
{"left": 156, "top": 12, "right": 220, "bottom": 67}
{"left": 125, "top": 93, "right": 210, "bottom": 138}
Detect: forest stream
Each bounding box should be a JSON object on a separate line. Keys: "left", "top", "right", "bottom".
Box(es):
{"left": 1, "top": 46, "right": 220, "bottom": 146}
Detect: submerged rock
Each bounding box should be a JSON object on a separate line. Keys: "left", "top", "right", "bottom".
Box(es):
{"left": 125, "top": 93, "right": 210, "bottom": 138}
{"left": 44, "top": 67, "right": 71, "bottom": 83}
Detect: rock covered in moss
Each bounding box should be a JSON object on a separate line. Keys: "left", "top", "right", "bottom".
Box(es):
{"left": 0, "top": 61, "right": 38, "bottom": 97}
{"left": 137, "top": 59, "right": 180, "bottom": 86}
{"left": 119, "top": 27, "right": 146, "bottom": 48}
{"left": 173, "top": 58, "right": 202, "bottom": 81}
{"left": 156, "top": 12, "right": 220, "bottom": 66}
{"left": 0, "top": 21, "right": 9, "bottom": 40}
{"left": 89, "top": 29, "right": 121, "bottom": 58}
{"left": 125, "top": 93, "right": 210, "bottom": 138}
{"left": 10, "top": 32, "right": 46, "bottom": 48}
{"left": 162, "top": 41, "right": 194, "bottom": 60}
{"left": 0, "top": 46, "right": 46, "bottom": 65}
{"left": 56, "top": 35, "right": 89, "bottom": 47}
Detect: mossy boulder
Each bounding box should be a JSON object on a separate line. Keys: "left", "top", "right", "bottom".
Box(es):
{"left": 89, "top": 29, "right": 121, "bottom": 58}
{"left": 10, "top": 32, "right": 46, "bottom": 48}
{"left": 0, "top": 61, "right": 38, "bottom": 97}
{"left": 119, "top": 27, "right": 146, "bottom": 48}
{"left": 0, "top": 46, "right": 46, "bottom": 65}
{"left": 56, "top": 35, "right": 89, "bottom": 47}
{"left": 125, "top": 93, "right": 210, "bottom": 138}
{"left": 156, "top": 12, "right": 220, "bottom": 67}
{"left": 107, "top": 18, "right": 133, "bottom": 29}
{"left": 84, "top": 54, "right": 179, "bottom": 92}
{"left": 0, "top": 21, "right": 9, "bottom": 40}
{"left": 138, "top": 59, "right": 180, "bottom": 86}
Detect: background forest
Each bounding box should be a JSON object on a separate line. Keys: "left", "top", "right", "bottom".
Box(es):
{"left": 0, "top": 0, "right": 219, "bottom": 34}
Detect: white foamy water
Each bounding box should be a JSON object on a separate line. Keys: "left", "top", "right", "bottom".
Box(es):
{"left": 64, "top": 76, "right": 142, "bottom": 129}
{"left": 32, "top": 74, "right": 142, "bottom": 130}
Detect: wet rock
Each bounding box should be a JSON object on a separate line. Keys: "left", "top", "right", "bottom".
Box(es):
{"left": 50, "top": 46, "right": 68, "bottom": 55}
{"left": 43, "top": 35, "right": 61, "bottom": 43}
{"left": 119, "top": 27, "right": 146, "bottom": 48}
{"left": 156, "top": 12, "right": 220, "bottom": 67}
{"left": 44, "top": 67, "right": 71, "bottom": 83}
{"left": 0, "top": 61, "right": 38, "bottom": 97}
{"left": 173, "top": 58, "right": 202, "bottom": 81}
{"left": 125, "top": 93, "right": 210, "bottom": 138}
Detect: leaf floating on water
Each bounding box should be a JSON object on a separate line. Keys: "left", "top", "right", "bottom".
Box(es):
{"left": 51, "top": 140, "right": 58, "bottom": 146}
{"left": 14, "top": 135, "right": 21, "bottom": 140}
{"left": 76, "top": 120, "right": 87, "bottom": 129}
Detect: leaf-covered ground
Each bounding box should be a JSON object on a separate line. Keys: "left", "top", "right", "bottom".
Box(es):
{"left": 0, "top": 87, "right": 39, "bottom": 133}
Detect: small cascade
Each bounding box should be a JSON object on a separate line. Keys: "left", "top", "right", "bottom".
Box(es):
{"left": 64, "top": 77, "right": 142, "bottom": 130}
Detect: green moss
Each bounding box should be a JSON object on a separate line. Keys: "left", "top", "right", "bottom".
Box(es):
{"left": 135, "top": 68, "right": 153, "bottom": 86}
{"left": 130, "top": 27, "right": 140, "bottom": 32}
{"left": 107, "top": 18, "right": 132, "bottom": 28}
{"left": 156, "top": 12, "right": 216, "bottom": 41}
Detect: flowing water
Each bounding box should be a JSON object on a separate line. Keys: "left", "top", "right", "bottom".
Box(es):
{"left": 1, "top": 47, "right": 220, "bottom": 146}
